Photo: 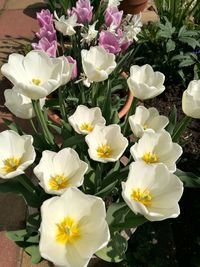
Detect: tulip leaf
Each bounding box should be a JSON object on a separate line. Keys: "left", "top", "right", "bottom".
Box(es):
{"left": 62, "top": 134, "right": 85, "bottom": 148}
{"left": 106, "top": 202, "right": 127, "bottom": 226}
{"left": 96, "top": 232, "right": 128, "bottom": 263}
{"left": 95, "top": 180, "right": 118, "bottom": 197}
{"left": 175, "top": 169, "right": 200, "bottom": 188}
{"left": 6, "top": 230, "right": 27, "bottom": 242}
{"left": 25, "top": 245, "right": 42, "bottom": 264}
{"left": 165, "top": 105, "right": 177, "bottom": 135}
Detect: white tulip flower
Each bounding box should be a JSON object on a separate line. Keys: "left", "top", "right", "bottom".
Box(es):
{"left": 39, "top": 187, "right": 110, "bottom": 267}
{"left": 81, "top": 46, "right": 116, "bottom": 83}
{"left": 127, "top": 64, "right": 165, "bottom": 100}
{"left": 108, "top": 0, "right": 122, "bottom": 7}
{"left": 4, "top": 86, "right": 45, "bottom": 119}
{"left": 182, "top": 80, "right": 200, "bottom": 119}
{"left": 54, "top": 12, "right": 79, "bottom": 36}
{"left": 129, "top": 106, "right": 169, "bottom": 138}
{"left": 130, "top": 130, "right": 182, "bottom": 173}
{"left": 34, "top": 148, "right": 88, "bottom": 195}
{"left": 85, "top": 124, "right": 128, "bottom": 163}
{"left": 68, "top": 105, "right": 106, "bottom": 135}
{"left": 1, "top": 50, "right": 72, "bottom": 100}
{"left": 122, "top": 162, "right": 183, "bottom": 221}
{"left": 0, "top": 130, "right": 36, "bottom": 179}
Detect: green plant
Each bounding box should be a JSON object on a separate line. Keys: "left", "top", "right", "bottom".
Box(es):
{"left": 133, "top": 17, "right": 200, "bottom": 86}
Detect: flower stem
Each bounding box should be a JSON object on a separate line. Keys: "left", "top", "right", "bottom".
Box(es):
{"left": 16, "top": 175, "right": 37, "bottom": 195}
{"left": 59, "top": 87, "right": 67, "bottom": 121}
{"left": 122, "top": 96, "right": 138, "bottom": 136}
{"left": 30, "top": 119, "right": 37, "bottom": 133}
{"left": 172, "top": 116, "right": 192, "bottom": 142}
{"left": 32, "top": 100, "right": 55, "bottom": 147}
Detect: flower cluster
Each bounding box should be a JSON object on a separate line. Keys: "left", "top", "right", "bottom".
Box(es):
{"left": 1, "top": 1, "right": 200, "bottom": 267}
{"left": 32, "top": 9, "right": 57, "bottom": 57}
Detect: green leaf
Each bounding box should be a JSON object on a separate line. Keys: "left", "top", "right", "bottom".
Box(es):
{"left": 96, "top": 232, "right": 128, "bottom": 263}
{"left": 179, "top": 36, "right": 200, "bottom": 49}
{"left": 25, "top": 245, "right": 42, "bottom": 264}
{"left": 175, "top": 169, "right": 200, "bottom": 188}
{"left": 166, "top": 39, "right": 176, "bottom": 52}
{"left": 95, "top": 180, "right": 118, "bottom": 197}
{"left": 165, "top": 105, "right": 177, "bottom": 135}
{"left": 106, "top": 202, "right": 127, "bottom": 226}
{"left": 6, "top": 230, "right": 27, "bottom": 242}
{"left": 63, "top": 134, "right": 85, "bottom": 148}
{"left": 112, "top": 212, "right": 147, "bottom": 230}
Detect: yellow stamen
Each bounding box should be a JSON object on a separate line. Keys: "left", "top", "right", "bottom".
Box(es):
{"left": 49, "top": 174, "right": 68, "bottom": 190}
{"left": 32, "top": 78, "right": 41, "bottom": 86}
{"left": 131, "top": 188, "right": 152, "bottom": 207}
{"left": 97, "top": 144, "right": 112, "bottom": 158}
{"left": 56, "top": 216, "right": 80, "bottom": 244}
{"left": 80, "top": 123, "right": 93, "bottom": 133}
{"left": 1, "top": 157, "right": 21, "bottom": 174}
{"left": 143, "top": 124, "right": 148, "bottom": 130}
{"left": 142, "top": 152, "right": 159, "bottom": 164}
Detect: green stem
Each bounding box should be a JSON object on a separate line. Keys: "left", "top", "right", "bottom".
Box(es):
{"left": 172, "top": 116, "right": 192, "bottom": 142}
{"left": 30, "top": 119, "right": 37, "bottom": 133}
{"left": 32, "top": 100, "right": 55, "bottom": 147}
{"left": 59, "top": 87, "right": 67, "bottom": 120}
{"left": 16, "top": 175, "right": 37, "bottom": 195}
{"left": 122, "top": 97, "right": 138, "bottom": 136}
{"left": 92, "top": 83, "right": 98, "bottom": 107}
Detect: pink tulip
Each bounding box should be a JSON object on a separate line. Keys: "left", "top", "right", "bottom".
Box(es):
{"left": 36, "top": 9, "right": 53, "bottom": 27}
{"left": 66, "top": 56, "right": 78, "bottom": 80}
{"left": 32, "top": 37, "right": 57, "bottom": 57}
{"left": 99, "top": 31, "right": 121, "bottom": 54}
{"left": 36, "top": 24, "right": 57, "bottom": 43}
{"left": 105, "top": 6, "right": 123, "bottom": 29}
{"left": 72, "top": 0, "right": 93, "bottom": 24}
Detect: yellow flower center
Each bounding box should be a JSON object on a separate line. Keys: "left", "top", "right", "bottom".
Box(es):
{"left": 49, "top": 174, "right": 68, "bottom": 191}
{"left": 79, "top": 123, "right": 93, "bottom": 133}
{"left": 142, "top": 152, "right": 159, "bottom": 164}
{"left": 131, "top": 188, "right": 152, "bottom": 207}
{"left": 56, "top": 216, "right": 80, "bottom": 244}
{"left": 97, "top": 144, "right": 112, "bottom": 158}
{"left": 1, "top": 157, "right": 21, "bottom": 174}
{"left": 143, "top": 124, "right": 148, "bottom": 130}
{"left": 32, "top": 78, "right": 41, "bottom": 86}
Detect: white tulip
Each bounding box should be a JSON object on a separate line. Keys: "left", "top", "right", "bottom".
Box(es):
{"left": 0, "top": 130, "right": 36, "bottom": 179}
{"left": 54, "top": 12, "right": 78, "bottom": 36}
{"left": 81, "top": 46, "right": 116, "bottom": 83}
{"left": 39, "top": 187, "right": 110, "bottom": 267}
{"left": 85, "top": 124, "right": 128, "bottom": 163}
{"left": 130, "top": 130, "right": 182, "bottom": 173}
{"left": 1, "top": 50, "right": 72, "bottom": 100}
{"left": 129, "top": 106, "right": 169, "bottom": 138}
{"left": 182, "top": 80, "right": 200, "bottom": 119}
{"left": 108, "top": 0, "right": 122, "bottom": 7}
{"left": 127, "top": 64, "right": 165, "bottom": 100}
{"left": 68, "top": 105, "right": 106, "bottom": 135}
{"left": 4, "top": 86, "right": 45, "bottom": 119}
{"left": 34, "top": 148, "right": 88, "bottom": 195}
{"left": 122, "top": 162, "right": 183, "bottom": 221}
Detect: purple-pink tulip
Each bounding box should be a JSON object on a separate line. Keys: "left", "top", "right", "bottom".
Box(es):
{"left": 72, "top": 0, "right": 93, "bottom": 24}
{"left": 37, "top": 9, "right": 53, "bottom": 27}
{"left": 117, "top": 28, "right": 133, "bottom": 51}
{"left": 105, "top": 6, "right": 123, "bottom": 29}
{"left": 32, "top": 37, "right": 57, "bottom": 57}
{"left": 66, "top": 56, "right": 78, "bottom": 80}
{"left": 36, "top": 24, "right": 57, "bottom": 43}
{"left": 99, "top": 31, "right": 121, "bottom": 54}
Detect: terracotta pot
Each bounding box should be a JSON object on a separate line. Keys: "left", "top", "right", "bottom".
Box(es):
{"left": 120, "top": 0, "right": 148, "bottom": 14}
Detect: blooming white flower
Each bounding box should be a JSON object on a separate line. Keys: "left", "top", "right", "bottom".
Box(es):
{"left": 68, "top": 105, "right": 106, "bottom": 135}
{"left": 122, "top": 162, "right": 183, "bottom": 221}
{"left": 0, "top": 130, "right": 36, "bottom": 179}
{"left": 39, "top": 187, "right": 110, "bottom": 267}
{"left": 4, "top": 86, "right": 45, "bottom": 119}
{"left": 81, "top": 46, "right": 116, "bottom": 83}
{"left": 85, "top": 124, "right": 128, "bottom": 163}
{"left": 108, "top": 0, "right": 122, "bottom": 7}
{"left": 81, "top": 21, "right": 98, "bottom": 44}
{"left": 54, "top": 12, "right": 79, "bottom": 36}
{"left": 34, "top": 148, "right": 88, "bottom": 195}
{"left": 1, "top": 50, "right": 72, "bottom": 100}
{"left": 129, "top": 106, "right": 169, "bottom": 138}
{"left": 182, "top": 80, "right": 200, "bottom": 119}
{"left": 127, "top": 64, "right": 165, "bottom": 100}
{"left": 130, "top": 130, "right": 182, "bottom": 173}
{"left": 123, "top": 14, "right": 143, "bottom": 42}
